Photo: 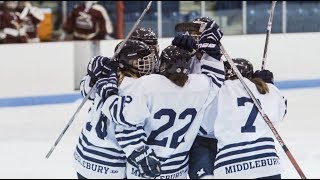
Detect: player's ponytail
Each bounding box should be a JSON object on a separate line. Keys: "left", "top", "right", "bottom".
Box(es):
{"left": 250, "top": 77, "right": 269, "bottom": 94}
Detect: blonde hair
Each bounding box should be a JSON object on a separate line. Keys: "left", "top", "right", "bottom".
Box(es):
{"left": 250, "top": 77, "right": 269, "bottom": 94}
{"left": 229, "top": 76, "right": 269, "bottom": 94}
{"left": 117, "top": 69, "right": 139, "bottom": 86}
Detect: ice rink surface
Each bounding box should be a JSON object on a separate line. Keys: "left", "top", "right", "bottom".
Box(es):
{"left": 0, "top": 88, "right": 319, "bottom": 179}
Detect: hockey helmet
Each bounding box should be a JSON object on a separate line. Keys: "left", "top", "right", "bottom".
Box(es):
{"left": 224, "top": 58, "right": 254, "bottom": 79}
{"left": 115, "top": 40, "right": 157, "bottom": 77}
{"left": 160, "top": 45, "right": 191, "bottom": 75}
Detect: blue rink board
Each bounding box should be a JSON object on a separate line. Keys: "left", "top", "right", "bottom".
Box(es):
{"left": 0, "top": 79, "right": 320, "bottom": 107}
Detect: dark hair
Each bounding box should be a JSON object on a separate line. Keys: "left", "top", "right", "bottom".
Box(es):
{"left": 164, "top": 72, "right": 188, "bottom": 87}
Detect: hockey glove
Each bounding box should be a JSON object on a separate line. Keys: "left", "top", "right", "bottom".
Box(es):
{"left": 252, "top": 70, "right": 274, "bottom": 84}
{"left": 95, "top": 71, "right": 118, "bottom": 102}
{"left": 87, "top": 55, "right": 117, "bottom": 87}
{"left": 128, "top": 146, "right": 162, "bottom": 178}
{"left": 172, "top": 34, "right": 197, "bottom": 52}
{"left": 198, "top": 20, "right": 223, "bottom": 60}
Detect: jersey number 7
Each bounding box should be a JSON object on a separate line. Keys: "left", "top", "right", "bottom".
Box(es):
{"left": 237, "top": 97, "right": 260, "bottom": 133}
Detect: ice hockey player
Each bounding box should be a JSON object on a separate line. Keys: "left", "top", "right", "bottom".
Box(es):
{"left": 98, "top": 20, "right": 225, "bottom": 179}
{"left": 73, "top": 39, "right": 158, "bottom": 179}
{"left": 212, "top": 58, "right": 287, "bottom": 179}
{"left": 173, "top": 16, "right": 221, "bottom": 179}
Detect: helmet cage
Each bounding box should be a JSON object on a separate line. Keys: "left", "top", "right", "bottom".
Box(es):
{"left": 137, "top": 52, "right": 157, "bottom": 76}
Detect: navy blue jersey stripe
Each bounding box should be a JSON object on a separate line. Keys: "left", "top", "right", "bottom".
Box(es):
{"left": 81, "top": 133, "right": 124, "bottom": 154}
{"left": 158, "top": 151, "right": 189, "bottom": 161}
{"left": 120, "top": 126, "right": 144, "bottom": 134}
{"left": 214, "top": 152, "right": 278, "bottom": 170}
{"left": 78, "top": 139, "right": 126, "bottom": 160}
{"left": 161, "top": 160, "right": 189, "bottom": 174}
{"left": 162, "top": 155, "right": 188, "bottom": 167}
{"left": 199, "top": 126, "right": 207, "bottom": 135}
{"left": 202, "top": 71, "right": 225, "bottom": 82}
{"left": 116, "top": 133, "right": 146, "bottom": 142}
{"left": 76, "top": 147, "right": 126, "bottom": 167}
{"left": 120, "top": 139, "right": 146, "bottom": 148}
{"left": 215, "top": 145, "right": 275, "bottom": 162}
{"left": 202, "top": 72, "right": 223, "bottom": 87}
{"left": 119, "top": 96, "right": 134, "bottom": 126}
{"left": 219, "top": 137, "right": 274, "bottom": 152}
{"left": 201, "top": 64, "right": 225, "bottom": 76}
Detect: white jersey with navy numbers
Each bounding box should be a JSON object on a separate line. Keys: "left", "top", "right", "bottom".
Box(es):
{"left": 74, "top": 75, "right": 141, "bottom": 179}
{"left": 212, "top": 78, "right": 287, "bottom": 179}
{"left": 189, "top": 55, "right": 217, "bottom": 139}
{"left": 101, "top": 53, "right": 225, "bottom": 179}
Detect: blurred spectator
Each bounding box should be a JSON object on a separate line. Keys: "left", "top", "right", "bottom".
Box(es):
{"left": 17, "top": 1, "right": 44, "bottom": 43}
{"left": 0, "top": 1, "right": 27, "bottom": 44}
{"left": 61, "top": 1, "right": 113, "bottom": 41}
{"left": 0, "top": 1, "right": 4, "bottom": 12}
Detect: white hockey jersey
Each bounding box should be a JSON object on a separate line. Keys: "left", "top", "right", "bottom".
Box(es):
{"left": 189, "top": 55, "right": 217, "bottom": 139}
{"left": 101, "top": 54, "right": 225, "bottom": 179}
{"left": 74, "top": 75, "right": 141, "bottom": 179}
{"left": 212, "top": 79, "right": 287, "bottom": 179}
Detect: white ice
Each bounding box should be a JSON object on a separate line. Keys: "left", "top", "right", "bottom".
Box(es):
{"left": 0, "top": 88, "right": 319, "bottom": 179}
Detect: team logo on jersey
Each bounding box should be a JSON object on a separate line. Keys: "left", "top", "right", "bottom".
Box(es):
{"left": 197, "top": 168, "right": 206, "bottom": 177}
{"left": 76, "top": 12, "right": 93, "bottom": 29}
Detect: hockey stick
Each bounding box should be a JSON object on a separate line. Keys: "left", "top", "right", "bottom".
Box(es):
{"left": 45, "top": 1, "right": 154, "bottom": 159}
{"left": 219, "top": 43, "right": 307, "bottom": 179}
{"left": 261, "top": 1, "right": 277, "bottom": 70}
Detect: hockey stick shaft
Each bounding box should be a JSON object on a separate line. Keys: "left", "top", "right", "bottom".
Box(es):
{"left": 110, "top": 1, "right": 153, "bottom": 61}
{"left": 45, "top": 86, "right": 96, "bottom": 158}
{"left": 45, "top": 1, "right": 153, "bottom": 159}
{"left": 261, "top": 1, "right": 276, "bottom": 70}
{"left": 219, "top": 43, "right": 307, "bottom": 179}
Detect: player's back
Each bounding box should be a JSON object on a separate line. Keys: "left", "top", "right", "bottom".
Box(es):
{"left": 138, "top": 73, "right": 214, "bottom": 154}
{"left": 111, "top": 73, "right": 218, "bottom": 178}
{"left": 212, "top": 78, "right": 287, "bottom": 178}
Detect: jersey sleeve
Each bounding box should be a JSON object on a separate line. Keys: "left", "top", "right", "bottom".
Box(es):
{"left": 269, "top": 84, "right": 288, "bottom": 123}
{"left": 101, "top": 94, "right": 150, "bottom": 126}
{"left": 200, "top": 53, "right": 225, "bottom": 89}
{"left": 101, "top": 94, "right": 151, "bottom": 156}
{"left": 79, "top": 75, "right": 95, "bottom": 100}
{"left": 115, "top": 124, "right": 147, "bottom": 157}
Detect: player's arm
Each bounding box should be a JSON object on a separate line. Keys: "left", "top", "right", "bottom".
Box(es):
{"left": 197, "top": 20, "right": 225, "bottom": 89}
{"left": 98, "top": 73, "right": 161, "bottom": 178}
{"left": 80, "top": 55, "right": 115, "bottom": 100}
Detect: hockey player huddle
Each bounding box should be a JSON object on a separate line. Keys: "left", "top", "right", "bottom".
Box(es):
{"left": 73, "top": 17, "right": 287, "bottom": 179}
